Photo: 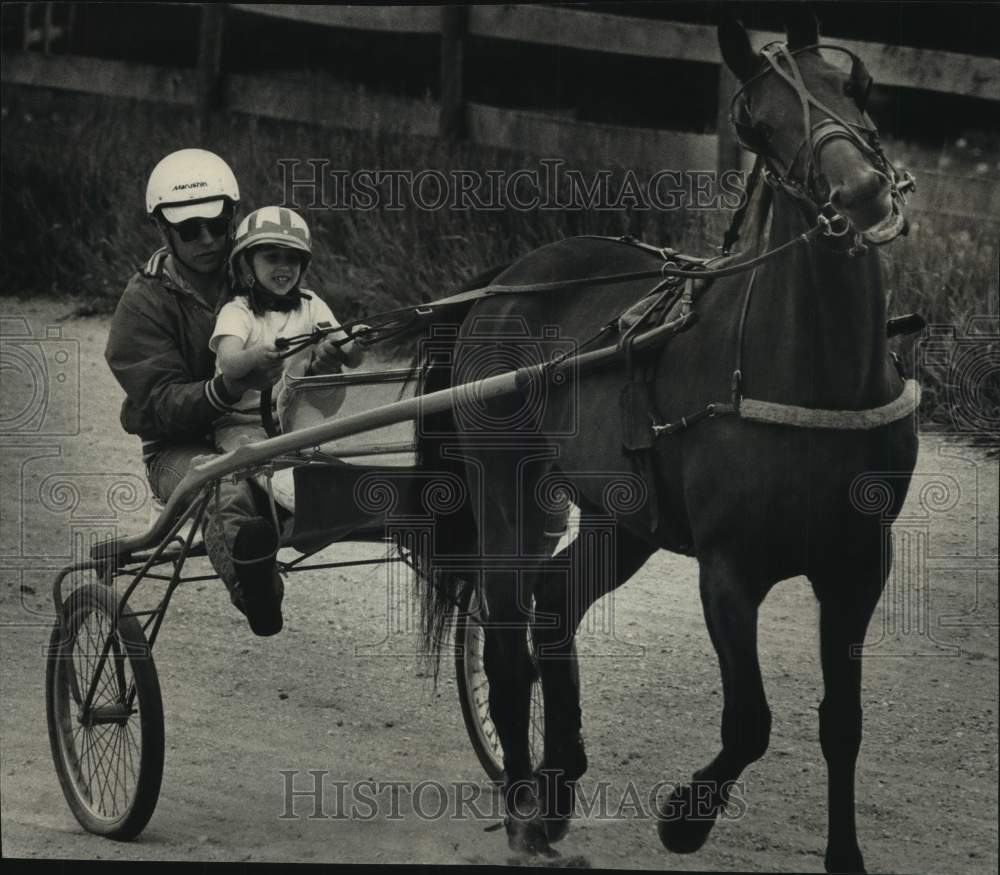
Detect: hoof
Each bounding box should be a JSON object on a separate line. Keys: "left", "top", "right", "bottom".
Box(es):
{"left": 506, "top": 816, "right": 558, "bottom": 857}
{"left": 536, "top": 769, "right": 578, "bottom": 845}
{"left": 543, "top": 816, "right": 571, "bottom": 844}
{"left": 657, "top": 783, "right": 719, "bottom": 854}
{"left": 536, "top": 740, "right": 587, "bottom": 845}
{"left": 825, "top": 846, "right": 866, "bottom": 873}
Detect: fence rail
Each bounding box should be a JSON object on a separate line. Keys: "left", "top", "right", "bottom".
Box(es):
{"left": 232, "top": 3, "right": 1000, "bottom": 100}
{"left": 4, "top": 3, "right": 999, "bottom": 220}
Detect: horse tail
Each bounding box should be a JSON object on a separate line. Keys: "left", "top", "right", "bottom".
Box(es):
{"left": 410, "top": 320, "right": 480, "bottom": 681}
{"left": 390, "top": 263, "right": 507, "bottom": 677}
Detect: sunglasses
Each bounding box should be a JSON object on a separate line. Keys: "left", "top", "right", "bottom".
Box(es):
{"left": 169, "top": 213, "right": 232, "bottom": 243}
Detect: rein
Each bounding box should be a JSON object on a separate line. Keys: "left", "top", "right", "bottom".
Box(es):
{"left": 272, "top": 212, "right": 836, "bottom": 363}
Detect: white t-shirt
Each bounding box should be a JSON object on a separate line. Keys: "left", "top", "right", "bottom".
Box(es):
{"left": 209, "top": 291, "right": 340, "bottom": 411}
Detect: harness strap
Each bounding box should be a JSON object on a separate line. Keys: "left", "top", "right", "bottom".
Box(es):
{"left": 650, "top": 380, "right": 919, "bottom": 437}
{"left": 619, "top": 326, "right": 666, "bottom": 534}
{"left": 732, "top": 266, "right": 758, "bottom": 408}
{"left": 721, "top": 155, "right": 765, "bottom": 255}
{"left": 652, "top": 402, "right": 737, "bottom": 436}
{"left": 740, "top": 379, "right": 920, "bottom": 429}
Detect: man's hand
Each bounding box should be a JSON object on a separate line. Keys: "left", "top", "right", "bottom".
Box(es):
{"left": 309, "top": 334, "right": 345, "bottom": 375}
{"left": 310, "top": 325, "right": 369, "bottom": 374}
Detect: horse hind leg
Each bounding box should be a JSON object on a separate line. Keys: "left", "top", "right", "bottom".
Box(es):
{"left": 532, "top": 514, "right": 655, "bottom": 842}
{"left": 659, "top": 552, "right": 771, "bottom": 854}
{"left": 482, "top": 572, "right": 555, "bottom": 855}
{"left": 811, "top": 564, "right": 885, "bottom": 875}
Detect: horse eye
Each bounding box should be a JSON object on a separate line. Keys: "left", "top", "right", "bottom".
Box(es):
{"left": 843, "top": 81, "right": 855, "bottom": 97}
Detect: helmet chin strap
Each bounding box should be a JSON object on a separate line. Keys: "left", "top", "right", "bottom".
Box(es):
{"left": 248, "top": 283, "right": 303, "bottom": 315}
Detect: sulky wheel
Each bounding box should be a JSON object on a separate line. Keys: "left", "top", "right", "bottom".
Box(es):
{"left": 455, "top": 584, "right": 577, "bottom": 784}
{"left": 46, "top": 578, "right": 164, "bottom": 839}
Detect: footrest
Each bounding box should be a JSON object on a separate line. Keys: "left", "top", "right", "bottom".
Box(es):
{"left": 90, "top": 539, "right": 131, "bottom": 563}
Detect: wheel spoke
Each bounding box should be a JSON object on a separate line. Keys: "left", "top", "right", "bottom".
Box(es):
{"left": 89, "top": 726, "right": 117, "bottom": 815}
{"left": 103, "top": 728, "right": 121, "bottom": 817}
{"left": 124, "top": 722, "right": 139, "bottom": 797}
{"left": 78, "top": 725, "right": 95, "bottom": 805}
{"left": 110, "top": 728, "right": 128, "bottom": 817}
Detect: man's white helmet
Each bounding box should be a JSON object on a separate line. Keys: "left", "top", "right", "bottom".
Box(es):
{"left": 145, "top": 148, "right": 240, "bottom": 223}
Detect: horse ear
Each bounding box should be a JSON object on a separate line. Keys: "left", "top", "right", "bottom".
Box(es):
{"left": 785, "top": 4, "right": 820, "bottom": 50}
{"left": 717, "top": 16, "right": 757, "bottom": 83}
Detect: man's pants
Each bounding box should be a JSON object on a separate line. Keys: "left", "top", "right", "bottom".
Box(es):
{"left": 214, "top": 421, "right": 296, "bottom": 512}
{"left": 145, "top": 443, "right": 287, "bottom": 605}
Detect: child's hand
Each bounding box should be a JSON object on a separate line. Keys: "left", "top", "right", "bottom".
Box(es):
{"left": 249, "top": 343, "right": 281, "bottom": 370}
{"left": 216, "top": 336, "right": 283, "bottom": 395}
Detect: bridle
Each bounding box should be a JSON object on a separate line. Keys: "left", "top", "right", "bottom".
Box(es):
{"left": 730, "top": 43, "right": 914, "bottom": 252}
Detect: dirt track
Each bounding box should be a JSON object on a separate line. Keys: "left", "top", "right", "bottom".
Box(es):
{"left": 1, "top": 299, "right": 997, "bottom": 871}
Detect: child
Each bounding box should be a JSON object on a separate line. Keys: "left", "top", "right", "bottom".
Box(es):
{"left": 210, "top": 206, "right": 363, "bottom": 512}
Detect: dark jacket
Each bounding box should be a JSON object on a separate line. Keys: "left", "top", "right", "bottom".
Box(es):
{"left": 105, "top": 248, "right": 240, "bottom": 458}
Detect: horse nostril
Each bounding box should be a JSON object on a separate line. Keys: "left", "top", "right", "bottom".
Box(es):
{"left": 832, "top": 171, "right": 889, "bottom": 213}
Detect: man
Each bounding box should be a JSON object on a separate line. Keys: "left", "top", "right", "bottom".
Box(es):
{"left": 105, "top": 148, "right": 346, "bottom": 636}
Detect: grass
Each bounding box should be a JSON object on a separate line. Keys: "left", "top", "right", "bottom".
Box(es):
{"left": 0, "top": 90, "right": 699, "bottom": 320}
{"left": 1, "top": 89, "right": 997, "bottom": 443}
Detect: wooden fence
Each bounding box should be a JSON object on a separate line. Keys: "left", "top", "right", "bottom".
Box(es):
{"left": 4, "top": 2, "right": 999, "bottom": 219}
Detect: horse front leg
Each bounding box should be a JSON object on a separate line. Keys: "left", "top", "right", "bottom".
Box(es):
{"left": 482, "top": 568, "right": 553, "bottom": 855}
{"left": 811, "top": 562, "right": 885, "bottom": 874}
{"left": 659, "top": 552, "right": 771, "bottom": 854}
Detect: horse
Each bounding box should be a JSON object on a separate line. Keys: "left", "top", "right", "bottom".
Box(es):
{"left": 412, "top": 14, "right": 917, "bottom": 873}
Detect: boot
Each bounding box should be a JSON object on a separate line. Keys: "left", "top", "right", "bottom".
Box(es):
{"left": 232, "top": 520, "right": 284, "bottom": 636}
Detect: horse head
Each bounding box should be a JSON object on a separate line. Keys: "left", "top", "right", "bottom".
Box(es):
{"left": 719, "top": 13, "right": 913, "bottom": 248}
